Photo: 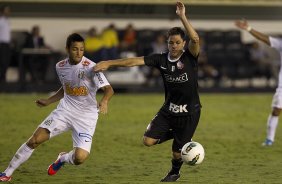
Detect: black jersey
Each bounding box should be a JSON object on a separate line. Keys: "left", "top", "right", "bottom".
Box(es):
{"left": 144, "top": 50, "right": 201, "bottom": 116}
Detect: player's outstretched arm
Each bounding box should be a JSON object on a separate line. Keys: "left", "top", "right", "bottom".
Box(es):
{"left": 93, "top": 57, "right": 145, "bottom": 72}
{"left": 235, "top": 19, "right": 270, "bottom": 46}
{"left": 98, "top": 85, "right": 114, "bottom": 115}
{"left": 35, "top": 86, "right": 64, "bottom": 107}
{"left": 176, "top": 1, "right": 200, "bottom": 57}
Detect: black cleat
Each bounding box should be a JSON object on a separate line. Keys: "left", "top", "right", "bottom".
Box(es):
{"left": 160, "top": 173, "right": 180, "bottom": 182}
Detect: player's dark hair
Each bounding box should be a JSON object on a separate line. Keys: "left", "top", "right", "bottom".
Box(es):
{"left": 66, "top": 33, "right": 84, "bottom": 49}
{"left": 167, "top": 27, "right": 186, "bottom": 41}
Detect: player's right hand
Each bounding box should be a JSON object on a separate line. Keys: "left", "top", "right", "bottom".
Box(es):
{"left": 98, "top": 100, "right": 108, "bottom": 115}
{"left": 176, "top": 1, "right": 186, "bottom": 17}
{"left": 234, "top": 19, "right": 249, "bottom": 30}
{"left": 93, "top": 61, "right": 110, "bottom": 72}
{"left": 35, "top": 99, "right": 49, "bottom": 107}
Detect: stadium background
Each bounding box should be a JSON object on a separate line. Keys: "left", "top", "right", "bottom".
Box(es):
{"left": 1, "top": 0, "right": 282, "bottom": 92}
{"left": 5, "top": 0, "right": 282, "bottom": 51}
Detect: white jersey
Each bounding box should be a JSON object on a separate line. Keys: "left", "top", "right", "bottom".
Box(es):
{"left": 270, "top": 37, "right": 282, "bottom": 91}
{"left": 56, "top": 56, "right": 110, "bottom": 114}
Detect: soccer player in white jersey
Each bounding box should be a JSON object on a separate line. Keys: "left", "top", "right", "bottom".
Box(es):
{"left": 235, "top": 19, "right": 282, "bottom": 146}
{"left": 0, "top": 33, "right": 114, "bottom": 182}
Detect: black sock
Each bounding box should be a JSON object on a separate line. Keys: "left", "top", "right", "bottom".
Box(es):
{"left": 168, "top": 158, "right": 183, "bottom": 175}
{"left": 158, "top": 130, "right": 173, "bottom": 144}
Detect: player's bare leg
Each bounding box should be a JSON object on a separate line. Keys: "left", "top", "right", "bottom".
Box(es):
{"left": 143, "top": 136, "right": 158, "bottom": 146}
{"left": 26, "top": 127, "right": 51, "bottom": 149}
{"left": 143, "top": 130, "right": 174, "bottom": 146}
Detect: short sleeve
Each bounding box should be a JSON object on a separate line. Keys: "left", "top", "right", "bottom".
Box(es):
{"left": 185, "top": 50, "right": 198, "bottom": 67}
{"left": 270, "top": 37, "right": 282, "bottom": 51}
{"left": 144, "top": 54, "right": 163, "bottom": 68}
{"left": 93, "top": 72, "right": 110, "bottom": 89}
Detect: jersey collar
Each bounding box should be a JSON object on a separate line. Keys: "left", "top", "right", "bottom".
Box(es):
{"left": 167, "top": 50, "right": 185, "bottom": 63}
{"left": 67, "top": 56, "right": 85, "bottom": 66}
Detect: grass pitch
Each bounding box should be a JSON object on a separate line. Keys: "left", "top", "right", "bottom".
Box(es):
{"left": 0, "top": 93, "right": 282, "bottom": 184}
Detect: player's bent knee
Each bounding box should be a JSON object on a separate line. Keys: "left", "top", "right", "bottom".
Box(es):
{"left": 143, "top": 137, "right": 158, "bottom": 147}
{"left": 73, "top": 154, "right": 88, "bottom": 165}
{"left": 73, "top": 158, "right": 84, "bottom": 165}
{"left": 272, "top": 108, "right": 282, "bottom": 116}
{"left": 73, "top": 150, "right": 89, "bottom": 165}
{"left": 27, "top": 128, "right": 50, "bottom": 149}
{"left": 26, "top": 137, "right": 39, "bottom": 149}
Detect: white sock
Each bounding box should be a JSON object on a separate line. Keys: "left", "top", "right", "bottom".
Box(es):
{"left": 59, "top": 150, "right": 75, "bottom": 165}
{"left": 266, "top": 115, "right": 279, "bottom": 142}
{"left": 4, "top": 143, "right": 34, "bottom": 176}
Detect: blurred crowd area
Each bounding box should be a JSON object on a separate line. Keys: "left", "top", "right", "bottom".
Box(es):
{"left": 4, "top": 23, "right": 282, "bottom": 92}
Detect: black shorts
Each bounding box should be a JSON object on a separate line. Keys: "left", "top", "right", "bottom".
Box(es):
{"left": 144, "top": 109, "right": 201, "bottom": 152}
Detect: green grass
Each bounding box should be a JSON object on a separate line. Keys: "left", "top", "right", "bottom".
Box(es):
{"left": 0, "top": 93, "right": 282, "bottom": 184}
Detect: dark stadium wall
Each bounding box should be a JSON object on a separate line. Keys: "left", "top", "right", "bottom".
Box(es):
{"left": 10, "top": 18, "right": 282, "bottom": 53}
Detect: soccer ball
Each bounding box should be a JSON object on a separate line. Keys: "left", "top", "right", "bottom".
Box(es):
{"left": 181, "top": 141, "right": 205, "bottom": 165}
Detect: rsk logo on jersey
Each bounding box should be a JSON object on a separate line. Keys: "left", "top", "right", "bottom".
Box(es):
{"left": 164, "top": 73, "right": 188, "bottom": 83}
{"left": 169, "top": 102, "right": 188, "bottom": 113}
{"left": 65, "top": 83, "right": 88, "bottom": 96}
{"left": 177, "top": 60, "right": 184, "bottom": 69}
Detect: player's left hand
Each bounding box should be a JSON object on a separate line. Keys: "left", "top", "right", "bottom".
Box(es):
{"left": 176, "top": 1, "right": 186, "bottom": 17}
{"left": 99, "top": 101, "right": 108, "bottom": 114}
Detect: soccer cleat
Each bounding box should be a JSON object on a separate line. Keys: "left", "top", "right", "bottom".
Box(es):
{"left": 47, "top": 152, "right": 67, "bottom": 176}
{"left": 160, "top": 172, "right": 180, "bottom": 182}
{"left": 262, "top": 139, "right": 273, "bottom": 146}
{"left": 0, "top": 173, "right": 12, "bottom": 182}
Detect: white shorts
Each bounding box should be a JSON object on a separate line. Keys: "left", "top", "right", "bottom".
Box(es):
{"left": 39, "top": 108, "right": 98, "bottom": 153}
{"left": 271, "top": 91, "right": 282, "bottom": 108}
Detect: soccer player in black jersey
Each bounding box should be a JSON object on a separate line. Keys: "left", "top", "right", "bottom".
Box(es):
{"left": 94, "top": 1, "right": 201, "bottom": 182}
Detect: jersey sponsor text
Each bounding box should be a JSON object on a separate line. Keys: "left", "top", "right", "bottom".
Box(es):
{"left": 65, "top": 83, "right": 88, "bottom": 96}
{"left": 164, "top": 73, "right": 188, "bottom": 83}
{"left": 169, "top": 102, "right": 188, "bottom": 113}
